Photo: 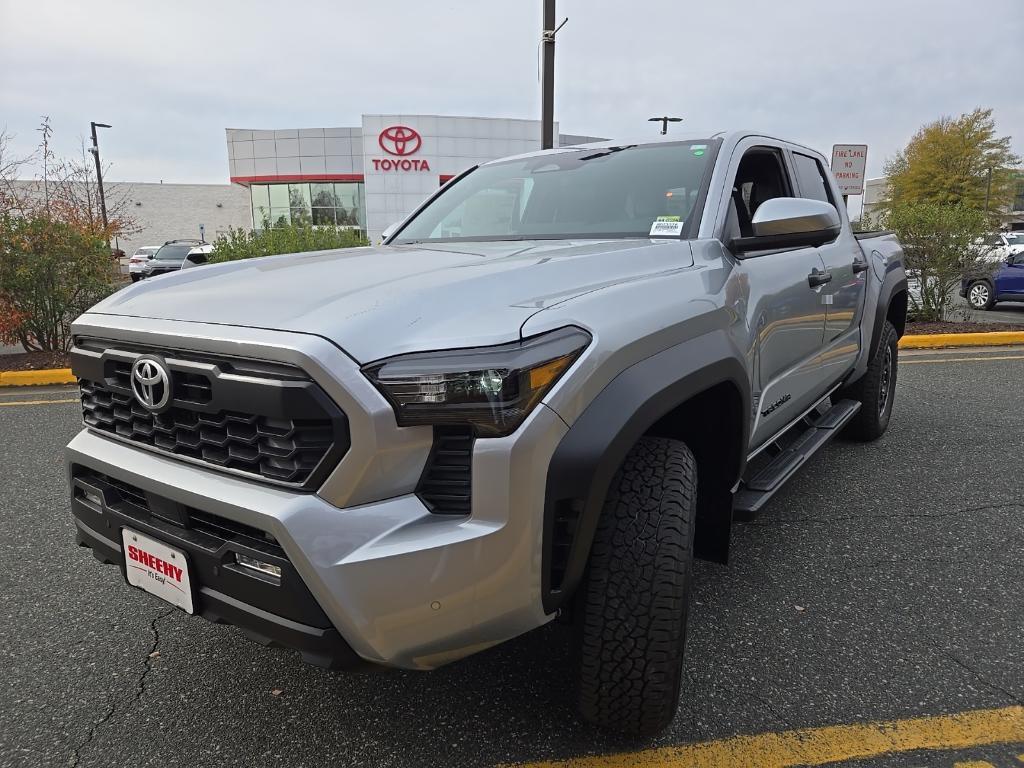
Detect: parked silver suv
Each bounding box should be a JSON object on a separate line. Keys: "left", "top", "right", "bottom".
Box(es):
{"left": 66, "top": 131, "right": 907, "bottom": 735}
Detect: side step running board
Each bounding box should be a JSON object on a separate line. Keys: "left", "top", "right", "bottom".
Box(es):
{"left": 733, "top": 398, "right": 861, "bottom": 520}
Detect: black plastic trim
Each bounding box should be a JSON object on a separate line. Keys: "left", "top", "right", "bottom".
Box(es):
{"left": 541, "top": 332, "right": 750, "bottom": 613}
{"left": 416, "top": 426, "right": 474, "bottom": 515}
{"left": 730, "top": 227, "right": 840, "bottom": 255}
{"left": 869, "top": 270, "right": 909, "bottom": 356}
{"left": 70, "top": 466, "right": 365, "bottom": 670}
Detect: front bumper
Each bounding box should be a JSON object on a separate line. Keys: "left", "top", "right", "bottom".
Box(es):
{"left": 66, "top": 314, "right": 568, "bottom": 670}
{"left": 70, "top": 465, "right": 363, "bottom": 669}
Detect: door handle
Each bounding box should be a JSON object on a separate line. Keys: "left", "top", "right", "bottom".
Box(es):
{"left": 852, "top": 259, "right": 870, "bottom": 274}
{"left": 807, "top": 269, "right": 833, "bottom": 288}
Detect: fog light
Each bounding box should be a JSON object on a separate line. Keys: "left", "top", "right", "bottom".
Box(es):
{"left": 82, "top": 488, "right": 103, "bottom": 507}
{"left": 235, "top": 553, "right": 282, "bottom": 579}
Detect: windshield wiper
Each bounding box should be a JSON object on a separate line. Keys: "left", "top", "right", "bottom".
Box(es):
{"left": 578, "top": 145, "right": 637, "bottom": 162}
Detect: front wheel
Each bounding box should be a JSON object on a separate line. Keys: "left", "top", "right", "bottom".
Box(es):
{"left": 967, "top": 281, "right": 995, "bottom": 311}
{"left": 575, "top": 437, "right": 697, "bottom": 737}
{"left": 839, "top": 320, "right": 899, "bottom": 441}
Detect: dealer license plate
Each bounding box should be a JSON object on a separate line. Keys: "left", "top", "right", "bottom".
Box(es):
{"left": 122, "top": 528, "right": 194, "bottom": 614}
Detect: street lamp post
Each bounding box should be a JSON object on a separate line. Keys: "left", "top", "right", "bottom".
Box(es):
{"left": 648, "top": 116, "right": 682, "bottom": 135}
{"left": 88, "top": 121, "right": 112, "bottom": 242}
{"left": 985, "top": 166, "right": 993, "bottom": 215}
{"left": 540, "top": 1, "right": 567, "bottom": 150}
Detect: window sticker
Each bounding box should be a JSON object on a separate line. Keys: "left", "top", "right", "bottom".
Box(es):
{"left": 649, "top": 215, "right": 684, "bottom": 237}
{"left": 691, "top": 144, "right": 707, "bottom": 157}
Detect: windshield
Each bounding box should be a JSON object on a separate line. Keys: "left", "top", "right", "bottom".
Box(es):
{"left": 392, "top": 140, "right": 718, "bottom": 243}
{"left": 153, "top": 244, "right": 195, "bottom": 261}
{"left": 1006, "top": 233, "right": 1024, "bottom": 246}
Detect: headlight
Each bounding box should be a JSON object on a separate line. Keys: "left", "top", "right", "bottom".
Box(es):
{"left": 364, "top": 327, "right": 591, "bottom": 437}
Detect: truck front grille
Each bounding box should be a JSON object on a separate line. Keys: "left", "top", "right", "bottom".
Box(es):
{"left": 72, "top": 338, "right": 349, "bottom": 489}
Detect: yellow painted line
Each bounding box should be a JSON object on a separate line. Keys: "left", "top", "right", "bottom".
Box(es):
{"left": 900, "top": 331, "right": 1024, "bottom": 349}
{"left": 0, "top": 398, "right": 78, "bottom": 407}
{"left": 506, "top": 706, "right": 1024, "bottom": 768}
{"left": 0, "top": 368, "right": 76, "bottom": 387}
{"left": 902, "top": 354, "right": 1024, "bottom": 364}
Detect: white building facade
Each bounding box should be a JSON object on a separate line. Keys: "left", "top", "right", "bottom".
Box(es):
{"left": 9, "top": 179, "right": 251, "bottom": 258}
{"left": 227, "top": 114, "right": 602, "bottom": 242}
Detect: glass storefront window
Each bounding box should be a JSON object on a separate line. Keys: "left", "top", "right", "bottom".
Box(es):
{"left": 335, "top": 182, "right": 363, "bottom": 227}
{"left": 310, "top": 183, "right": 337, "bottom": 208}
{"left": 250, "top": 185, "right": 271, "bottom": 228}
{"left": 251, "top": 182, "right": 364, "bottom": 231}
{"left": 268, "top": 184, "right": 289, "bottom": 208}
{"left": 312, "top": 207, "right": 337, "bottom": 225}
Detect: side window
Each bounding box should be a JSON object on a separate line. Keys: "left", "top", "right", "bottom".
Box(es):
{"left": 727, "top": 147, "right": 794, "bottom": 238}
{"left": 793, "top": 153, "right": 835, "bottom": 205}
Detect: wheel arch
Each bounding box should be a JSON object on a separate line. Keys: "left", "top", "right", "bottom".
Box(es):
{"left": 541, "top": 331, "right": 750, "bottom": 614}
{"left": 869, "top": 272, "right": 909, "bottom": 360}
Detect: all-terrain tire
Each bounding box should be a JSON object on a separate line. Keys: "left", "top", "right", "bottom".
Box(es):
{"left": 838, "top": 320, "right": 899, "bottom": 441}
{"left": 576, "top": 436, "right": 697, "bottom": 737}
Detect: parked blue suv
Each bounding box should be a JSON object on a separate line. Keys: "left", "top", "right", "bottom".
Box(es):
{"left": 962, "top": 251, "right": 1024, "bottom": 310}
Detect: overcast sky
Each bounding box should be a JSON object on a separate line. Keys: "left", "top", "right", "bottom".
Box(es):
{"left": 2, "top": 0, "right": 1021, "bottom": 214}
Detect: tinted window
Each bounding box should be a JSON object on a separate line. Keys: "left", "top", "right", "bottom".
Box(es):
{"left": 793, "top": 153, "right": 835, "bottom": 204}
{"left": 394, "top": 141, "right": 716, "bottom": 242}
{"left": 153, "top": 244, "right": 194, "bottom": 261}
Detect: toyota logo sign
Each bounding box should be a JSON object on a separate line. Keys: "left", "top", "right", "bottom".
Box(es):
{"left": 130, "top": 356, "right": 171, "bottom": 413}
{"left": 378, "top": 125, "right": 422, "bottom": 156}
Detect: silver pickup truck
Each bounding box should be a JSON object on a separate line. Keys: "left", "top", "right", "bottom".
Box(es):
{"left": 66, "top": 130, "right": 907, "bottom": 736}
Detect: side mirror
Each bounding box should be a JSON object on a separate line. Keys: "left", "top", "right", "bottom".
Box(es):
{"left": 380, "top": 223, "right": 399, "bottom": 242}
{"left": 731, "top": 197, "right": 842, "bottom": 255}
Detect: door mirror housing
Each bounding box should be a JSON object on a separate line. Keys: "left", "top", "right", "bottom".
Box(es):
{"left": 730, "top": 197, "right": 842, "bottom": 256}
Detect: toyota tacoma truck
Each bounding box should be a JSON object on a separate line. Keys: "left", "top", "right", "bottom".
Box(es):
{"left": 66, "top": 131, "right": 907, "bottom": 736}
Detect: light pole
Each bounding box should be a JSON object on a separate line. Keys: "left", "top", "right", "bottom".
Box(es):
{"left": 648, "top": 116, "right": 682, "bottom": 135}
{"left": 984, "top": 166, "right": 993, "bottom": 215}
{"left": 540, "top": 1, "right": 567, "bottom": 150}
{"left": 88, "top": 121, "right": 111, "bottom": 242}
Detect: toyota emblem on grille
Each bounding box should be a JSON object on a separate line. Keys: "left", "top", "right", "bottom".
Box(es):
{"left": 130, "top": 357, "right": 171, "bottom": 412}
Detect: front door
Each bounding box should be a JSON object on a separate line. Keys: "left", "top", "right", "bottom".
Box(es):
{"left": 722, "top": 144, "right": 828, "bottom": 448}
{"left": 790, "top": 151, "right": 867, "bottom": 372}
{"left": 997, "top": 256, "right": 1024, "bottom": 297}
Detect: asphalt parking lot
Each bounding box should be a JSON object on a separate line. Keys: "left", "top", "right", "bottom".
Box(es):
{"left": 1, "top": 348, "right": 1022, "bottom": 768}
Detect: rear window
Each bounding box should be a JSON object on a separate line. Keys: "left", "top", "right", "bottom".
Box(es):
{"left": 153, "top": 244, "right": 195, "bottom": 261}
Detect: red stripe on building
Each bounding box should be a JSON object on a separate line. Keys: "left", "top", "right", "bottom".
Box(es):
{"left": 230, "top": 174, "right": 365, "bottom": 184}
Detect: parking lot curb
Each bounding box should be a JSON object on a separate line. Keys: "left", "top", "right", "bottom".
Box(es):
{"left": 899, "top": 331, "right": 1024, "bottom": 349}
{"left": 0, "top": 368, "right": 76, "bottom": 387}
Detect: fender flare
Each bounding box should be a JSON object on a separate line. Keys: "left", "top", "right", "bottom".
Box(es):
{"left": 869, "top": 270, "right": 909, "bottom": 356}
{"left": 541, "top": 330, "right": 750, "bottom": 613}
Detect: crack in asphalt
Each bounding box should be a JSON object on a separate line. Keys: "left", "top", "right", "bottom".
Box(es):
{"left": 68, "top": 608, "right": 175, "bottom": 767}
{"left": 926, "top": 642, "right": 1024, "bottom": 707}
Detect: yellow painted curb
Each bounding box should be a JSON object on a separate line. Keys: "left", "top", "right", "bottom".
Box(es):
{"left": 0, "top": 368, "right": 76, "bottom": 387}
{"left": 900, "top": 331, "right": 1024, "bottom": 349}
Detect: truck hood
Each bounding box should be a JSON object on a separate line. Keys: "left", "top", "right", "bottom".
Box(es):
{"left": 89, "top": 240, "right": 694, "bottom": 362}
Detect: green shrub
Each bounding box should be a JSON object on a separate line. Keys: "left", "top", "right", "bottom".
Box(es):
{"left": 0, "top": 213, "right": 116, "bottom": 352}
{"left": 885, "top": 202, "right": 990, "bottom": 322}
{"left": 209, "top": 221, "right": 368, "bottom": 264}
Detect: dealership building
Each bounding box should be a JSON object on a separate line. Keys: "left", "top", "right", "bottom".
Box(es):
{"left": 226, "top": 114, "right": 602, "bottom": 242}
